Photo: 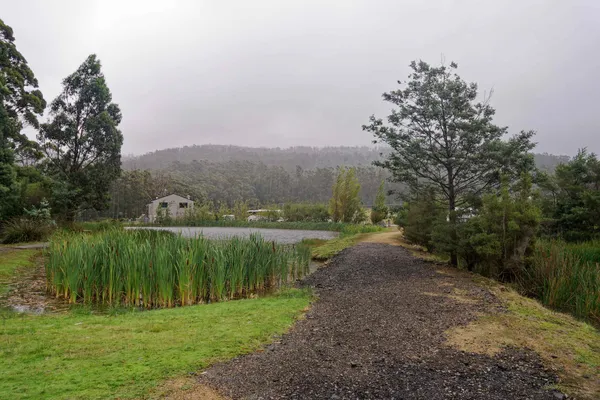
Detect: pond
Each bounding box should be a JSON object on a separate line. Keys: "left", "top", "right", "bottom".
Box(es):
{"left": 125, "top": 226, "right": 338, "bottom": 244}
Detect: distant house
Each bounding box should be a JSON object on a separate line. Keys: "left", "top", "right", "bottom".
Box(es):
{"left": 148, "top": 194, "right": 194, "bottom": 223}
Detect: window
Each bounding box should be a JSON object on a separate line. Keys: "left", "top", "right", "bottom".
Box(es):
{"left": 179, "top": 202, "right": 188, "bottom": 209}
{"left": 159, "top": 202, "right": 168, "bottom": 208}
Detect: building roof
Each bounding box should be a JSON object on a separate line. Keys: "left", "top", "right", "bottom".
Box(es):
{"left": 150, "top": 194, "right": 193, "bottom": 204}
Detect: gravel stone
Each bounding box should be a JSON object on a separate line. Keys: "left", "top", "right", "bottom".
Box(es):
{"left": 200, "top": 243, "right": 562, "bottom": 399}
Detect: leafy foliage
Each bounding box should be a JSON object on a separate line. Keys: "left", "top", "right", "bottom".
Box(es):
{"left": 451, "top": 175, "right": 541, "bottom": 280}
{"left": 38, "top": 55, "right": 123, "bottom": 221}
{"left": 364, "top": 60, "right": 535, "bottom": 264}
{"left": 397, "top": 189, "right": 444, "bottom": 250}
{"left": 371, "top": 180, "right": 388, "bottom": 224}
{"left": 0, "top": 19, "right": 45, "bottom": 220}
{"left": 329, "top": 167, "right": 363, "bottom": 223}
{"left": 539, "top": 149, "right": 600, "bottom": 242}
{"left": 283, "top": 203, "right": 330, "bottom": 222}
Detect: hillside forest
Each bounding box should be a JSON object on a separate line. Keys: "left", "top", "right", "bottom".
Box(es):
{"left": 89, "top": 146, "right": 568, "bottom": 220}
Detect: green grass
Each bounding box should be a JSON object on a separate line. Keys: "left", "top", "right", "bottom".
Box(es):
{"left": 0, "top": 249, "right": 38, "bottom": 295}
{"left": 525, "top": 240, "right": 600, "bottom": 323}
{"left": 136, "top": 219, "right": 383, "bottom": 234}
{"left": 46, "top": 230, "right": 310, "bottom": 308}
{"left": 305, "top": 234, "right": 367, "bottom": 261}
{"left": 0, "top": 288, "right": 311, "bottom": 400}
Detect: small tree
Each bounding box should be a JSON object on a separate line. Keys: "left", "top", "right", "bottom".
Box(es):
{"left": 371, "top": 180, "right": 388, "bottom": 224}
{"left": 453, "top": 174, "right": 540, "bottom": 279}
{"left": 232, "top": 200, "right": 249, "bottom": 221}
{"left": 400, "top": 189, "right": 444, "bottom": 250}
{"left": 38, "top": 55, "right": 123, "bottom": 221}
{"left": 546, "top": 149, "right": 600, "bottom": 241}
{"left": 364, "top": 60, "right": 535, "bottom": 265}
{"left": 329, "top": 167, "right": 362, "bottom": 223}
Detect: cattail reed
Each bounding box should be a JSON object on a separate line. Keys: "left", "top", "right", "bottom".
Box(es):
{"left": 45, "top": 230, "right": 311, "bottom": 308}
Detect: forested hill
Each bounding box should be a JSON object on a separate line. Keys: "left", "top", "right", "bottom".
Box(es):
{"left": 123, "top": 145, "right": 570, "bottom": 172}
{"left": 122, "top": 145, "right": 389, "bottom": 172}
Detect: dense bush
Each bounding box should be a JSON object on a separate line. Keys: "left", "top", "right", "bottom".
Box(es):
{"left": 370, "top": 210, "right": 386, "bottom": 225}
{"left": 397, "top": 191, "right": 444, "bottom": 251}
{"left": 453, "top": 176, "right": 540, "bottom": 280}
{"left": 538, "top": 150, "right": 600, "bottom": 242}
{"left": 283, "top": 203, "right": 330, "bottom": 222}
{"left": 1, "top": 199, "right": 56, "bottom": 243}
{"left": 370, "top": 180, "right": 388, "bottom": 224}
{"left": 1, "top": 217, "right": 54, "bottom": 244}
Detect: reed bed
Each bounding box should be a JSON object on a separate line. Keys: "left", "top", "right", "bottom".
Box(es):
{"left": 45, "top": 230, "right": 311, "bottom": 308}
{"left": 525, "top": 240, "right": 600, "bottom": 323}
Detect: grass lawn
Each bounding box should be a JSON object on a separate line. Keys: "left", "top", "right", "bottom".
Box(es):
{"left": 0, "top": 249, "right": 38, "bottom": 295}
{"left": 0, "top": 248, "right": 312, "bottom": 400}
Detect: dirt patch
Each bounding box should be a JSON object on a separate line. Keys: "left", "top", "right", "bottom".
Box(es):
{"left": 360, "top": 230, "right": 404, "bottom": 246}
{"left": 199, "top": 243, "right": 562, "bottom": 399}
{"left": 1, "top": 255, "right": 68, "bottom": 313}
{"left": 149, "top": 377, "right": 228, "bottom": 400}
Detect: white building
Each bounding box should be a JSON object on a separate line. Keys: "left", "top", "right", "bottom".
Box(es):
{"left": 147, "top": 194, "right": 194, "bottom": 223}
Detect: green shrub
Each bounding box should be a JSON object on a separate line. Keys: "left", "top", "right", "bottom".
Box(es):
{"left": 283, "top": 203, "right": 330, "bottom": 222}
{"left": 453, "top": 175, "right": 540, "bottom": 280}
{"left": 371, "top": 180, "right": 388, "bottom": 225}
{"left": 370, "top": 210, "right": 386, "bottom": 225}
{"left": 60, "top": 219, "right": 122, "bottom": 234}
{"left": 1, "top": 218, "right": 54, "bottom": 244}
{"left": 400, "top": 191, "right": 444, "bottom": 250}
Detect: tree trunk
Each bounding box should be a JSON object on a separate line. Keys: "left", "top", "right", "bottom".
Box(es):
{"left": 448, "top": 202, "right": 458, "bottom": 267}
{"left": 448, "top": 167, "right": 458, "bottom": 267}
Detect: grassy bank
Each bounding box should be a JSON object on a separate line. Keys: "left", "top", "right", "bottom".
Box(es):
{"left": 0, "top": 289, "right": 311, "bottom": 400}
{"left": 0, "top": 246, "right": 312, "bottom": 399}
{"left": 46, "top": 230, "right": 310, "bottom": 307}
{"left": 305, "top": 235, "right": 367, "bottom": 261}
{"left": 524, "top": 240, "right": 600, "bottom": 323}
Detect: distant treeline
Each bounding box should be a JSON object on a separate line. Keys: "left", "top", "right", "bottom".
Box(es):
{"left": 99, "top": 162, "right": 405, "bottom": 220}
{"left": 123, "top": 145, "right": 570, "bottom": 173}
{"left": 95, "top": 146, "right": 572, "bottom": 220}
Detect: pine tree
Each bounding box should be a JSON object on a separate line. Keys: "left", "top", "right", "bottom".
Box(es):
{"left": 38, "top": 55, "right": 123, "bottom": 221}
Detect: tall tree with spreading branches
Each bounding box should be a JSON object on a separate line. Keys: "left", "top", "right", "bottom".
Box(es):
{"left": 363, "top": 60, "right": 535, "bottom": 265}
{"left": 38, "top": 54, "right": 123, "bottom": 220}
{"left": 0, "top": 19, "right": 46, "bottom": 219}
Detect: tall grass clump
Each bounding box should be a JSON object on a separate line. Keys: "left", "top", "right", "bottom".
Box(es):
{"left": 524, "top": 240, "right": 600, "bottom": 323}
{"left": 45, "top": 230, "right": 310, "bottom": 308}
{"left": 1, "top": 217, "right": 55, "bottom": 244}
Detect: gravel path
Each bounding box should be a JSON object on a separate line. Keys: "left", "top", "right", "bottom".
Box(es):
{"left": 200, "top": 243, "right": 562, "bottom": 399}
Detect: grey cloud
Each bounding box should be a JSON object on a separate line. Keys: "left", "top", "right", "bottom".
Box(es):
{"left": 2, "top": 0, "right": 598, "bottom": 155}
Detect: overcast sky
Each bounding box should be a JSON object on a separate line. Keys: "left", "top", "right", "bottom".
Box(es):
{"left": 2, "top": 0, "right": 599, "bottom": 155}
